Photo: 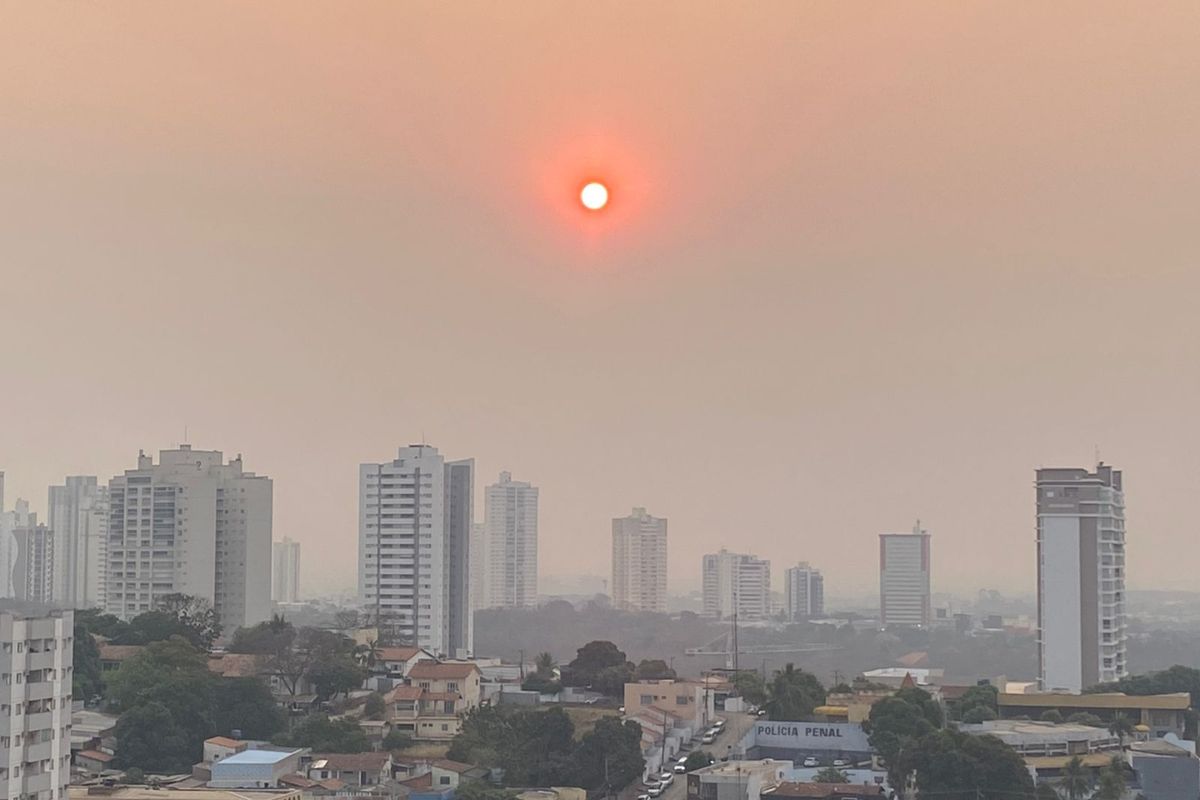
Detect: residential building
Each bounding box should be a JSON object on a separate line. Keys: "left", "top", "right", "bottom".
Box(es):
{"left": 765, "top": 784, "right": 885, "bottom": 800}
{"left": 209, "top": 748, "right": 306, "bottom": 789}
{"left": 304, "top": 752, "right": 393, "bottom": 787}
{"left": 1128, "top": 739, "right": 1200, "bottom": 800}
{"left": 879, "top": 523, "right": 931, "bottom": 627}
{"left": 1036, "top": 463, "right": 1128, "bottom": 692}
{"left": 702, "top": 550, "right": 771, "bottom": 620}
{"left": 611, "top": 507, "right": 667, "bottom": 613}
{"left": 469, "top": 522, "right": 486, "bottom": 614}
{"left": 623, "top": 679, "right": 715, "bottom": 730}
{"left": 686, "top": 760, "right": 790, "bottom": 800}
{"left": 783, "top": 563, "right": 824, "bottom": 620}
{"left": 106, "top": 446, "right": 273, "bottom": 629}
{"left": 0, "top": 478, "right": 32, "bottom": 599}
{"left": 70, "top": 788, "right": 300, "bottom": 800}
{"left": 47, "top": 476, "right": 108, "bottom": 608}
{"left": 484, "top": 472, "right": 538, "bottom": 609}
{"left": 376, "top": 645, "right": 437, "bottom": 679}
{"left": 385, "top": 660, "right": 482, "bottom": 740}
{"left": 272, "top": 537, "right": 301, "bottom": 604}
{"left": 0, "top": 607, "right": 74, "bottom": 800}
{"left": 359, "top": 445, "right": 474, "bottom": 657}
{"left": 13, "top": 520, "right": 54, "bottom": 604}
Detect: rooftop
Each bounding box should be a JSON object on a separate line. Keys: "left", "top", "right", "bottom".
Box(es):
{"left": 69, "top": 789, "right": 300, "bottom": 800}
{"left": 999, "top": 692, "right": 1190, "bottom": 710}
{"left": 765, "top": 783, "right": 885, "bottom": 799}
{"left": 215, "top": 748, "right": 302, "bottom": 766}
{"left": 205, "top": 736, "right": 247, "bottom": 750}
{"left": 407, "top": 661, "right": 480, "bottom": 680}
{"left": 310, "top": 752, "right": 392, "bottom": 771}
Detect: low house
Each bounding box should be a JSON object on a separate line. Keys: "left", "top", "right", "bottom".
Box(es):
{"left": 74, "top": 749, "right": 115, "bottom": 773}
{"left": 378, "top": 647, "right": 437, "bottom": 679}
{"left": 764, "top": 783, "right": 886, "bottom": 800}
{"left": 209, "top": 748, "right": 307, "bottom": 789}
{"left": 686, "top": 760, "right": 791, "bottom": 800}
{"left": 204, "top": 736, "right": 249, "bottom": 765}
{"left": 384, "top": 661, "right": 482, "bottom": 740}
{"left": 98, "top": 643, "right": 144, "bottom": 673}
{"left": 306, "top": 752, "right": 394, "bottom": 787}
{"left": 623, "top": 680, "right": 716, "bottom": 732}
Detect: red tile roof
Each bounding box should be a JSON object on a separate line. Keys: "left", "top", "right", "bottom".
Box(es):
{"left": 387, "top": 686, "right": 425, "bottom": 702}
{"left": 77, "top": 750, "right": 114, "bottom": 763}
{"left": 207, "top": 653, "right": 268, "bottom": 678}
{"left": 431, "top": 759, "right": 474, "bottom": 774}
{"left": 98, "top": 644, "right": 144, "bottom": 662}
{"left": 401, "top": 773, "right": 433, "bottom": 789}
{"left": 379, "top": 646, "right": 425, "bottom": 662}
{"left": 205, "top": 736, "right": 247, "bottom": 749}
{"left": 407, "top": 661, "right": 480, "bottom": 680}
{"left": 311, "top": 752, "right": 393, "bottom": 772}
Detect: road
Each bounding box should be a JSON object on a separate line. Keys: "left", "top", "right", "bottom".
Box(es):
{"left": 653, "top": 711, "right": 757, "bottom": 800}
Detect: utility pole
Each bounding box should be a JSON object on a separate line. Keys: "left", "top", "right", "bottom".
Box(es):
{"left": 519, "top": 649, "right": 525, "bottom": 681}
{"left": 731, "top": 589, "right": 740, "bottom": 677}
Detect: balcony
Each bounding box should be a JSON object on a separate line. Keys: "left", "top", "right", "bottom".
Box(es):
{"left": 26, "top": 652, "right": 56, "bottom": 671}
{"left": 23, "top": 739, "right": 53, "bottom": 762}
{"left": 23, "top": 712, "right": 53, "bottom": 734}
{"left": 23, "top": 771, "right": 52, "bottom": 793}
{"left": 23, "top": 682, "right": 56, "bottom": 702}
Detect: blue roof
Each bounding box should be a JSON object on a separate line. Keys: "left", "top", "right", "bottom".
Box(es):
{"left": 217, "top": 749, "right": 299, "bottom": 766}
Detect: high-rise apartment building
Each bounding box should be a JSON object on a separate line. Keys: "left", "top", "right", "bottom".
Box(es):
{"left": 469, "top": 522, "right": 486, "bottom": 614}
{"left": 879, "top": 523, "right": 931, "bottom": 627}
{"left": 359, "top": 445, "right": 474, "bottom": 657}
{"left": 484, "top": 472, "right": 538, "bottom": 609}
{"left": 0, "top": 476, "right": 30, "bottom": 599}
{"left": 0, "top": 607, "right": 74, "bottom": 800}
{"left": 47, "top": 476, "right": 108, "bottom": 609}
{"left": 106, "top": 446, "right": 273, "bottom": 629}
{"left": 272, "top": 537, "right": 301, "bottom": 604}
{"left": 784, "top": 562, "right": 824, "bottom": 620}
{"left": 611, "top": 507, "right": 667, "bottom": 613}
{"left": 13, "top": 520, "right": 54, "bottom": 604}
{"left": 702, "top": 550, "right": 772, "bottom": 620}
{"left": 1037, "top": 463, "right": 1128, "bottom": 692}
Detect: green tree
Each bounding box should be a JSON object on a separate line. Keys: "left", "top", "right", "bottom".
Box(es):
{"left": 570, "top": 717, "right": 644, "bottom": 791}
{"left": 212, "top": 677, "right": 285, "bottom": 740}
{"left": 866, "top": 687, "right": 942, "bottom": 787}
{"left": 76, "top": 608, "right": 133, "bottom": 640}
{"left": 765, "top": 663, "right": 825, "bottom": 720}
{"left": 1107, "top": 714, "right": 1134, "bottom": 748}
{"left": 534, "top": 652, "right": 556, "bottom": 674}
{"left": 634, "top": 659, "right": 677, "bottom": 681}
{"left": 1057, "top": 755, "right": 1090, "bottom": 800}
{"left": 73, "top": 624, "right": 104, "bottom": 700}
{"left": 961, "top": 705, "right": 997, "bottom": 724}
{"left": 229, "top": 616, "right": 296, "bottom": 654}
{"left": 382, "top": 730, "right": 414, "bottom": 751}
{"left": 683, "top": 751, "right": 714, "bottom": 772}
{"left": 272, "top": 714, "right": 371, "bottom": 752}
{"left": 309, "top": 655, "right": 366, "bottom": 701}
{"left": 562, "top": 640, "right": 633, "bottom": 695}
{"left": 364, "top": 692, "right": 386, "bottom": 719}
{"left": 106, "top": 637, "right": 213, "bottom": 712}
{"left": 952, "top": 684, "right": 998, "bottom": 721}
{"left": 1066, "top": 712, "right": 1104, "bottom": 727}
{"left": 456, "top": 781, "right": 518, "bottom": 800}
{"left": 901, "top": 729, "right": 1034, "bottom": 800}
{"left": 114, "top": 701, "right": 196, "bottom": 773}
{"left": 448, "top": 706, "right": 574, "bottom": 785}
{"left": 812, "top": 766, "right": 849, "bottom": 783}
{"left": 1039, "top": 709, "right": 1064, "bottom": 724}
{"left": 156, "top": 594, "right": 222, "bottom": 648}
{"left": 732, "top": 671, "right": 768, "bottom": 706}
{"left": 1034, "top": 784, "right": 1061, "bottom": 800}
{"left": 1094, "top": 756, "right": 1125, "bottom": 800}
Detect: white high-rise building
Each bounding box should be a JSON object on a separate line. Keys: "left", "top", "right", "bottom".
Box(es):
{"left": 14, "top": 518, "right": 54, "bottom": 604}
{"left": 0, "top": 475, "right": 31, "bottom": 599}
{"left": 484, "top": 472, "right": 538, "bottom": 609}
{"left": 47, "top": 476, "right": 108, "bottom": 609}
{"left": 879, "top": 523, "right": 931, "bottom": 627}
{"left": 272, "top": 537, "right": 301, "bottom": 604}
{"left": 1037, "top": 464, "right": 1127, "bottom": 692}
{"left": 611, "top": 507, "right": 667, "bottom": 613}
{"left": 106, "top": 446, "right": 273, "bottom": 629}
{"left": 702, "top": 550, "right": 772, "bottom": 620}
{"left": 784, "top": 562, "right": 824, "bottom": 620}
{"left": 0, "top": 607, "right": 74, "bottom": 800}
{"left": 359, "top": 445, "right": 474, "bottom": 657}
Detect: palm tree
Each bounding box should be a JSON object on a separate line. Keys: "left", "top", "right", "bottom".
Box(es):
{"left": 1094, "top": 755, "right": 1125, "bottom": 800}
{"left": 354, "top": 639, "right": 382, "bottom": 670}
{"left": 1108, "top": 714, "right": 1135, "bottom": 750}
{"left": 1057, "top": 755, "right": 1089, "bottom": 800}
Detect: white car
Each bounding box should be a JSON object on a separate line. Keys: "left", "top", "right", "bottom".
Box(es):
{"left": 802, "top": 757, "right": 819, "bottom": 768}
{"left": 833, "top": 759, "right": 848, "bottom": 767}
{"left": 647, "top": 788, "right": 664, "bottom": 798}
{"left": 660, "top": 773, "right": 674, "bottom": 784}
{"left": 638, "top": 795, "right": 650, "bottom": 800}
{"left": 713, "top": 719, "right": 726, "bottom": 729}
{"left": 701, "top": 733, "right": 716, "bottom": 744}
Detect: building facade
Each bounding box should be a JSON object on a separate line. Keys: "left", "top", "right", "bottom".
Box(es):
{"left": 484, "top": 472, "right": 538, "bottom": 609}
{"left": 271, "top": 537, "right": 301, "bottom": 604}
{"left": 47, "top": 476, "right": 108, "bottom": 609}
{"left": 0, "top": 475, "right": 30, "bottom": 600}
{"left": 359, "top": 445, "right": 474, "bottom": 657}
{"left": 783, "top": 562, "right": 824, "bottom": 620}
{"left": 879, "top": 524, "right": 931, "bottom": 627}
{"left": 701, "top": 550, "right": 771, "bottom": 620}
{"left": 106, "top": 446, "right": 273, "bottom": 629}
{"left": 1037, "top": 463, "right": 1128, "bottom": 692}
{"left": 0, "top": 608, "right": 74, "bottom": 800}
{"left": 611, "top": 507, "right": 667, "bottom": 613}
{"left": 13, "top": 522, "right": 54, "bottom": 604}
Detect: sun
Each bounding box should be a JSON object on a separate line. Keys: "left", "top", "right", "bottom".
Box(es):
{"left": 580, "top": 181, "right": 609, "bottom": 210}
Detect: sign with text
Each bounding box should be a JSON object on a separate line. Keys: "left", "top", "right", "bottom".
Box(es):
{"left": 753, "top": 721, "right": 871, "bottom": 752}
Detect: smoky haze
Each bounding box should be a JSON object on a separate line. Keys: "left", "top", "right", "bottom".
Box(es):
{"left": 2, "top": 3, "right": 1199, "bottom": 598}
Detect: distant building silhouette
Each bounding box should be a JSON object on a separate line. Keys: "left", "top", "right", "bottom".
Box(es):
{"left": 702, "top": 549, "right": 771, "bottom": 620}
{"left": 784, "top": 562, "right": 824, "bottom": 620}
{"left": 272, "top": 536, "right": 301, "bottom": 604}
{"left": 484, "top": 471, "right": 539, "bottom": 609}
{"left": 611, "top": 507, "right": 667, "bottom": 613}
{"left": 879, "top": 523, "right": 931, "bottom": 627}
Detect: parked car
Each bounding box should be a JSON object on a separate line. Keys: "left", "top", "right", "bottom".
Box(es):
{"left": 713, "top": 719, "right": 726, "bottom": 729}
{"left": 638, "top": 794, "right": 650, "bottom": 800}
{"left": 702, "top": 733, "right": 716, "bottom": 744}
{"left": 802, "top": 757, "right": 819, "bottom": 768}
{"left": 647, "top": 787, "right": 664, "bottom": 798}
{"left": 833, "top": 759, "right": 848, "bottom": 767}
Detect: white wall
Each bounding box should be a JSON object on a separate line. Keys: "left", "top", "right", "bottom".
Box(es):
{"left": 1041, "top": 516, "right": 1083, "bottom": 692}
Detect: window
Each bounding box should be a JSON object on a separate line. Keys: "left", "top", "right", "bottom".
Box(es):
{"left": 641, "top": 694, "right": 654, "bottom": 704}
{"left": 440, "top": 777, "right": 451, "bottom": 786}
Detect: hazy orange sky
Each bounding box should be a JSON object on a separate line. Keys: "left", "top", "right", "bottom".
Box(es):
{"left": 3, "top": 3, "right": 1199, "bottom": 599}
